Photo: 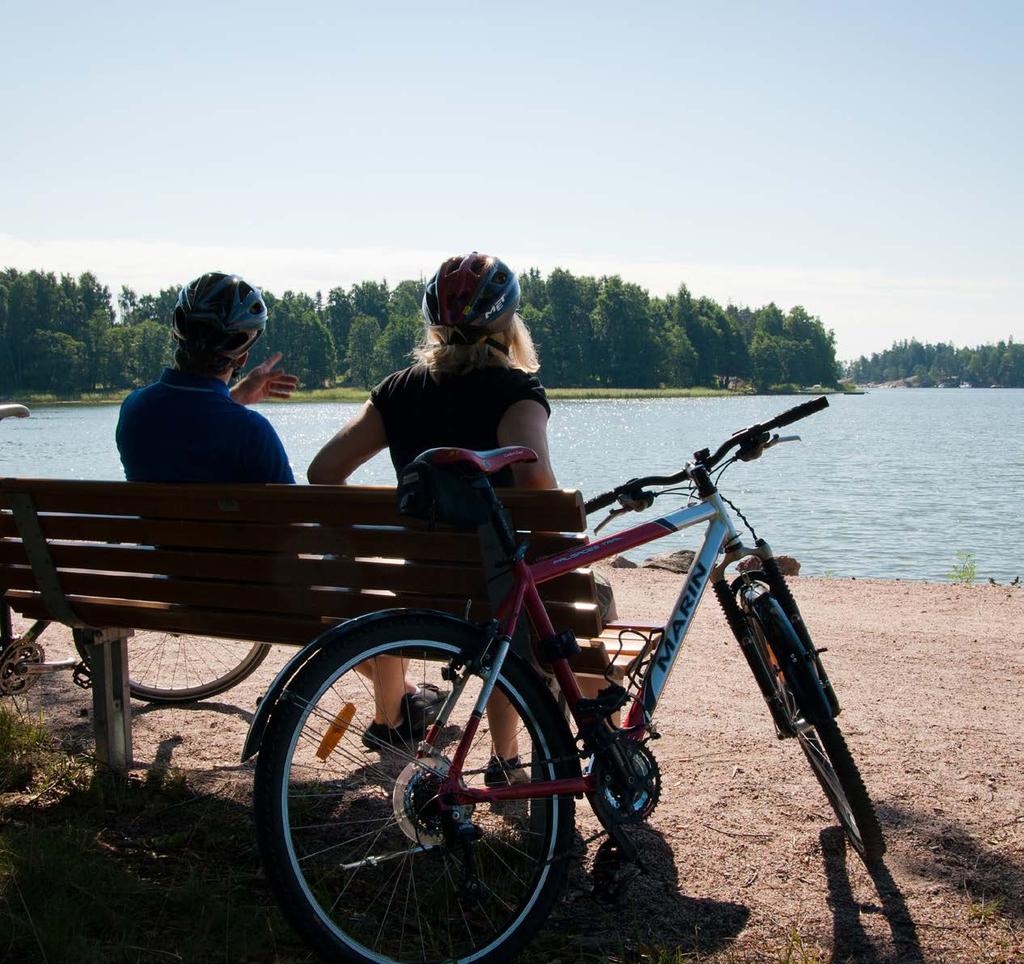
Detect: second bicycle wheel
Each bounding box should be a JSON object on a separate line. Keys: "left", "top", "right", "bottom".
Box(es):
{"left": 743, "top": 589, "right": 885, "bottom": 861}
{"left": 125, "top": 631, "right": 271, "bottom": 703}
{"left": 253, "top": 612, "right": 577, "bottom": 964}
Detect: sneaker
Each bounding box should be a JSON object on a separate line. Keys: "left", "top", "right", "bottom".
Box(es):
{"left": 404, "top": 682, "right": 446, "bottom": 730}
{"left": 360, "top": 684, "right": 449, "bottom": 752}
{"left": 360, "top": 718, "right": 419, "bottom": 751}
{"left": 484, "top": 755, "right": 529, "bottom": 787}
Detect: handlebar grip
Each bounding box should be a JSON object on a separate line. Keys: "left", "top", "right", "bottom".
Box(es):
{"left": 767, "top": 395, "right": 829, "bottom": 430}
{"left": 584, "top": 491, "right": 618, "bottom": 515}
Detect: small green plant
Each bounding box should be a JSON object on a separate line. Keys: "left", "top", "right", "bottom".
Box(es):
{"left": 968, "top": 895, "right": 1004, "bottom": 922}
{"left": 947, "top": 550, "right": 978, "bottom": 584}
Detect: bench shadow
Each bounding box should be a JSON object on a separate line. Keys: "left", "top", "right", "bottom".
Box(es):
{"left": 820, "top": 827, "right": 923, "bottom": 963}
{"left": 132, "top": 699, "right": 255, "bottom": 725}
{"left": 0, "top": 768, "right": 306, "bottom": 963}
{"left": 547, "top": 825, "right": 750, "bottom": 959}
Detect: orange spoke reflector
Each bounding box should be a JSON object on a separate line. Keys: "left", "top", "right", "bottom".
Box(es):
{"left": 316, "top": 702, "right": 356, "bottom": 760}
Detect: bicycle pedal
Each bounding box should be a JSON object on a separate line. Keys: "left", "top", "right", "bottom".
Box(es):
{"left": 72, "top": 661, "right": 92, "bottom": 689}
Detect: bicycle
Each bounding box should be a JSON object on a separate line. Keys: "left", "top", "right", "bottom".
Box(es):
{"left": 250, "top": 395, "right": 884, "bottom": 963}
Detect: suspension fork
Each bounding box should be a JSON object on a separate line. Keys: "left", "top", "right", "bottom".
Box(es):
{"left": 713, "top": 578, "right": 797, "bottom": 738}
{"left": 756, "top": 541, "right": 840, "bottom": 715}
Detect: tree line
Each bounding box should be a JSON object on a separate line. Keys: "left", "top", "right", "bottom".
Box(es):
{"left": 846, "top": 339, "right": 1024, "bottom": 387}
{"left": 1, "top": 266, "right": 841, "bottom": 396}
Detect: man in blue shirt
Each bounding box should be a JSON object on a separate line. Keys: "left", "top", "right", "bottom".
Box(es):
{"left": 117, "top": 272, "right": 296, "bottom": 482}
{"left": 116, "top": 271, "right": 441, "bottom": 740}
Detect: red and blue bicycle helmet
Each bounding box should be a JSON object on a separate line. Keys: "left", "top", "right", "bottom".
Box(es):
{"left": 422, "top": 253, "right": 521, "bottom": 342}
{"left": 172, "top": 272, "right": 267, "bottom": 359}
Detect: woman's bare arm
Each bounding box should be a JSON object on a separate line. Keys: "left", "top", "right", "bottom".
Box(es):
{"left": 497, "top": 399, "right": 557, "bottom": 489}
{"left": 307, "top": 401, "right": 388, "bottom": 484}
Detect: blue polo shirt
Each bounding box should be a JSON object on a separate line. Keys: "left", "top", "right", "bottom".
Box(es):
{"left": 116, "top": 369, "right": 295, "bottom": 484}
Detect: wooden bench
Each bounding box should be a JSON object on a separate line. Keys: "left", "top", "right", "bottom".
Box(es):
{"left": 0, "top": 478, "right": 655, "bottom": 771}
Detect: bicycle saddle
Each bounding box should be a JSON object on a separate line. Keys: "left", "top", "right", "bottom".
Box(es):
{"left": 416, "top": 446, "right": 538, "bottom": 476}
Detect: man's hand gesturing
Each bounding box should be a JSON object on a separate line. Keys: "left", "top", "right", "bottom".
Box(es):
{"left": 231, "top": 352, "right": 300, "bottom": 406}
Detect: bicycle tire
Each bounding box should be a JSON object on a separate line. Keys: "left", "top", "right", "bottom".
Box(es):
{"left": 745, "top": 593, "right": 885, "bottom": 861}
{"left": 76, "top": 632, "right": 272, "bottom": 704}
{"left": 253, "top": 612, "right": 577, "bottom": 963}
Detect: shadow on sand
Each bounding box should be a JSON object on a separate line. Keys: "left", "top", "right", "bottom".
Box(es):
{"left": 820, "top": 826, "right": 924, "bottom": 963}
{"left": 542, "top": 825, "right": 751, "bottom": 960}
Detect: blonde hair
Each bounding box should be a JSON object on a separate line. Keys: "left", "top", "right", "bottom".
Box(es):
{"left": 413, "top": 313, "right": 540, "bottom": 376}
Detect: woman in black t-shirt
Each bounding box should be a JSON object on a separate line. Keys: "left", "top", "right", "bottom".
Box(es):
{"left": 309, "top": 254, "right": 558, "bottom": 779}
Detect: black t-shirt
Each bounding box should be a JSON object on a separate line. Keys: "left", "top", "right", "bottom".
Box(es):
{"left": 370, "top": 364, "right": 550, "bottom": 486}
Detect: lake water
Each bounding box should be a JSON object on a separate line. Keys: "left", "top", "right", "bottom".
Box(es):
{"left": 2, "top": 389, "right": 1021, "bottom": 583}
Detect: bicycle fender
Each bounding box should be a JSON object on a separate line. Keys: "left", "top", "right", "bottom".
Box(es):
{"left": 241, "top": 608, "right": 480, "bottom": 762}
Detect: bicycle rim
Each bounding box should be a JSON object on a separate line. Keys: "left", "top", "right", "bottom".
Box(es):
{"left": 254, "top": 615, "right": 575, "bottom": 963}
{"left": 125, "top": 632, "right": 271, "bottom": 703}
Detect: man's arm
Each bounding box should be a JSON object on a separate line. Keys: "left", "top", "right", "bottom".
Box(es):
{"left": 497, "top": 399, "right": 557, "bottom": 489}
{"left": 308, "top": 401, "right": 389, "bottom": 484}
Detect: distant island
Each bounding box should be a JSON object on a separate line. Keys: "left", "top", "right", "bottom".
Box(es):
{"left": 847, "top": 338, "right": 1024, "bottom": 388}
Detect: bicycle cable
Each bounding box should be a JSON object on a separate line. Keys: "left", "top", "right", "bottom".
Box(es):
{"left": 720, "top": 494, "right": 759, "bottom": 542}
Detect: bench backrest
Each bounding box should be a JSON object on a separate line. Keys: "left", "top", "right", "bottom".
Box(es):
{"left": 0, "top": 479, "right": 602, "bottom": 643}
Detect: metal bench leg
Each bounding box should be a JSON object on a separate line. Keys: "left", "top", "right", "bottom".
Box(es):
{"left": 74, "top": 627, "right": 133, "bottom": 773}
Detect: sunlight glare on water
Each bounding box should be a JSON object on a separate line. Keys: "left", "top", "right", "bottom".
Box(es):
{"left": 1, "top": 390, "right": 1020, "bottom": 583}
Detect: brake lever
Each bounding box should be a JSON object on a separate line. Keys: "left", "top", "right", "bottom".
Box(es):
{"left": 594, "top": 505, "right": 630, "bottom": 534}
{"left": 764, "top": 433, "right": 800, "bottom": 448}
{"left": 738, "top": 433, "right": 802, "bottom": 462}
{"left": 594, "top": 491, "right": 656, "bottom": 534}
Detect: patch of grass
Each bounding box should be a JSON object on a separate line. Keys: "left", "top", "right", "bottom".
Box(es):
{"left": 547, "top": 387, "right": 740, "bottom": 399}
{"left": 0, "top": 762, "right": 308, "bottom": 964}
{"left": 947, "top": 550, "right": 978, "bottom": 585}
{"left": 775, "top": 927, "right": 827, "bottom": 963}
{"left": 0, "top": 703, "right": 54, "bottom": 792}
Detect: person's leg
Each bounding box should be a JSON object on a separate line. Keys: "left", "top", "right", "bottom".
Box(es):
{"left": 487, "top": 689, "right": 519, "bottom": 761}
{"left": 355, "top": 657, "right": 417, "bottom": 725}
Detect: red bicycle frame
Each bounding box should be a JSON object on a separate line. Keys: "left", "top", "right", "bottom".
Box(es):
{"left": 435, "top": 488, "right": 744, "bottom": 806}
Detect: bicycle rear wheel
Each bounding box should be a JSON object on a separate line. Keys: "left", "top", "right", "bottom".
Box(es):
{"left": 744, "top": 591, "right": 885, "bottom": 861}
{"left": 253, "top": 612, "right": 577, "bottom": 963}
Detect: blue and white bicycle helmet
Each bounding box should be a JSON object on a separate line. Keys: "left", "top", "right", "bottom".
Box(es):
{"left": 172, "top": 272, "right": 267, "bottom": 359}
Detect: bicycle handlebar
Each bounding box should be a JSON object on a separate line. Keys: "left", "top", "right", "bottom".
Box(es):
{"left": 584, "top": 395, "right": 829, "bottom": 515}
{"left": 765, "top": 394, "right": 829, "bottom": 430}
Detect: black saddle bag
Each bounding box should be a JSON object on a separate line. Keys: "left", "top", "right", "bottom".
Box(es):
{"left": 397, "top": 460, "right": 492, "bottom": 529}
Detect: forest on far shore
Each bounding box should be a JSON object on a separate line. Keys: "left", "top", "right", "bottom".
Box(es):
{"left": 1, "top": 266, "right": 840, "bottom": 397}
{"left": 847, "top": 338, "right": 1024, "bottom": 387}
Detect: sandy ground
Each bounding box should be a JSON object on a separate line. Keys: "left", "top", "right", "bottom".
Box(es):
{"left": 9, "top": 571, "right": 1024, "bottom": 962}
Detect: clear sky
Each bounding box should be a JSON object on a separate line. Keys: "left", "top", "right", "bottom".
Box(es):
{"left": 1, "top": 1, "right": 1020, "bottom": 360}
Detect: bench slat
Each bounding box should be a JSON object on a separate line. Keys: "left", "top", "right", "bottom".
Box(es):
{"left": 0, "top": 542, "right": 594, "bottom": 600}
{"left": 0, "top": 481, "right": 587, "bottom": 533}
{"left": 6, "top": 590, "right": 602, "bottom": 640}
{"left": 0, "top": 514, "right": 586, "bottom": 562}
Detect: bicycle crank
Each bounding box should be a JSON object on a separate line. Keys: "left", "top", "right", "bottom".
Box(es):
{"left": 587, "top": 741, "right": 661, "bottom": 862}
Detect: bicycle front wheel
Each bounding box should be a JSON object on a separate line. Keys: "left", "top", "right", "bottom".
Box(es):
{"left": 253, "top": 612, "right": 577, "bottom": 964}
{"left": 745, "top": 593, "right": 885, "bottom": 861}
